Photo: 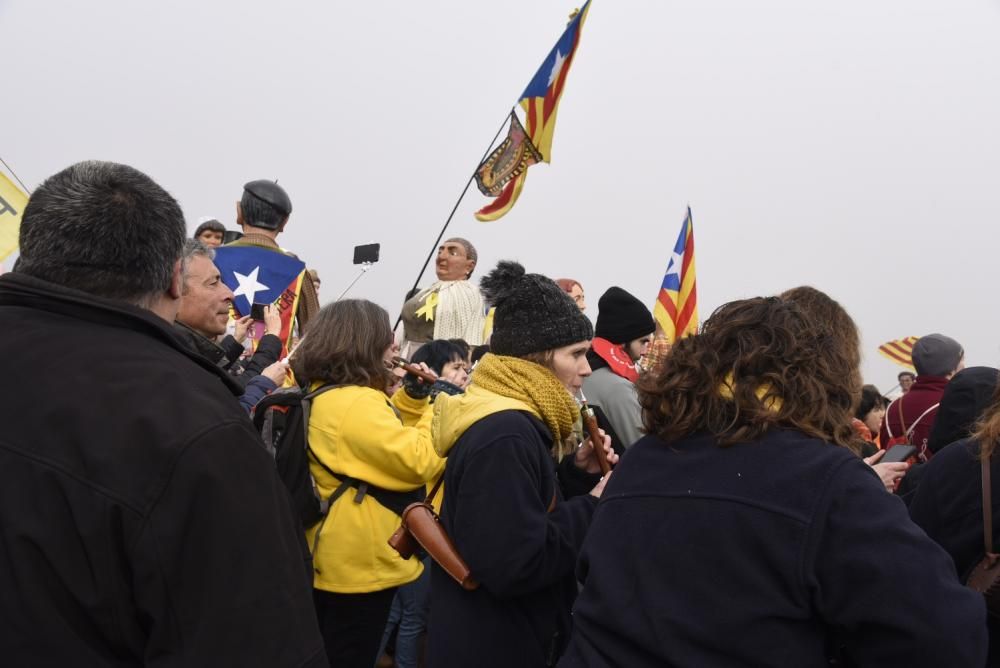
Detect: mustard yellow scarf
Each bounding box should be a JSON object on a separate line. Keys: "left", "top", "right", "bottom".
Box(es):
{"left": 472, "top": 353, "right": 578, "bottom": 450}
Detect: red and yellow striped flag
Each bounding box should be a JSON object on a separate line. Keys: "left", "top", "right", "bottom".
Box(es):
{"left": 877, "top": 336, "right": 918, "bottom": 370}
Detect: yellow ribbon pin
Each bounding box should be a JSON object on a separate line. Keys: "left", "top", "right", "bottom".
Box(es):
{"left": 415, "top": 291, "right": 439, "bottom": 322}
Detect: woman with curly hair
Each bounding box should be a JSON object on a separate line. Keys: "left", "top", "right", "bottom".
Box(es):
{"left": 560, "top": 296, "right": 986, "bottom": 667}
{"left": 426, "top": 261, "right": 617, "bottom": 667}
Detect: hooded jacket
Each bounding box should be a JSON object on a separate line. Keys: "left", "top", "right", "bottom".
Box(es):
{"left": 306, "top": 386, "right": 444, "bottom": 594}
{"left": 0, "top": 273, "right": 326, "bottom": 666}
{"left": 927, "top": 366, "right": 998, "bottom": 454}
{"left": 426, "top": 385, "right": 598, "bottom": 667}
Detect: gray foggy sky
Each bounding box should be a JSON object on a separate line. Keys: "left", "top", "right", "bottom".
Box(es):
{"left": 4, "top": 0, "right": 999, "bottom": 389}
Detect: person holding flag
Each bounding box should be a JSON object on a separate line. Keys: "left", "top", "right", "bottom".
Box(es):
{"left": 214, "top": 179, "right": 320, "bottom": 354}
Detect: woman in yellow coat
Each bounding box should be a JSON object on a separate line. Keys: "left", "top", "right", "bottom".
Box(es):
{"left": 290, "top": 299, "right": 443, "bottom": 668}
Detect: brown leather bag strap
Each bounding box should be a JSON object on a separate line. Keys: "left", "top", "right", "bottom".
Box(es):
{"left": 983, "top": 457, "right": 993, "bottom": 555}
{"left": 896, "top": 398, "right": 907, "bottom": 436}
{"left": 426, "top": 472, "right": 445, "bottom": 507}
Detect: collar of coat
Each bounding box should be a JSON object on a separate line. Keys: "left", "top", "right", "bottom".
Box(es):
{"left": 0, "top": 272, "right": 242, "bottom": 396}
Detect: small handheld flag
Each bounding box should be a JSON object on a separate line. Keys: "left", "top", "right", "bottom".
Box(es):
{"left": 878, "top": 336, "right": 919, "bottom": 370}
{"left": 653, "top": 208, "right": 698, "bottom": 343}
{"left": 474, "top": 1, "right": 591, "bottom": 221}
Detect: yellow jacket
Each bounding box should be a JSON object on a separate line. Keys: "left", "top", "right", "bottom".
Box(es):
{"left": 306, "top": 385, "right": 444, "bottom": 593}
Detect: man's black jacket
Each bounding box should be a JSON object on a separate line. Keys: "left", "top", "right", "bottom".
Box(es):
{"left": 0, "top": 273, "right": 326, "bottom": 667}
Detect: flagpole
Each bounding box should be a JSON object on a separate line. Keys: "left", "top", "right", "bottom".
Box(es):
{"left": 393, "top": 108, "right": 514, "bottom": 333}
{"left": 0, "top": 156, "right": 31, "bottom": 194}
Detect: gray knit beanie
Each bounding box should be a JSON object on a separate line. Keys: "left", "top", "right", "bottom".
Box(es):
{"left": 912, "top": 333, "right": 964, "bottom": 377}
{"left": 481, "top": 260, "right": 594, "bottom": 357}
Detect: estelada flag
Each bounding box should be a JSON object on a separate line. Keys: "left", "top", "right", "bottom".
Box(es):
{"left": 474, "top": 1, "right": 591, "bottom": 221}
{"left": 878, "top": 336, "right": 919, "bottom": 370}
{"left": 653, "top": 208, "right": 698, "bottom": 343}
{"left": 213, "top": 245, "right": 306, "bottom": 353}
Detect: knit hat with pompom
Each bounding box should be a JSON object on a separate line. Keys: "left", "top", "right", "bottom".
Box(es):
{"left": 480, "top": 260, "right": 593, "bottom": 357}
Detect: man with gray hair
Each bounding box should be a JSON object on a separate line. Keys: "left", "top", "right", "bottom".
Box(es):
{"left": 174, "top": 238, "right": 288, "bottom": 411}
{"left": 0, "top": 161, "right": 326, "bottom": 665}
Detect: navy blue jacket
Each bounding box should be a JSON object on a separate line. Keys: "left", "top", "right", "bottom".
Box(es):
{"left": 427, "top": 410, "right": 598, "bottom": 668}
{"left": 560, "top": 429, "right": 986, "bottom": 667}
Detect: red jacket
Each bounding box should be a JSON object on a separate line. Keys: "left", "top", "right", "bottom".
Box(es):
{"left": 879, "top": 375, "right": 949, "bottom": 459}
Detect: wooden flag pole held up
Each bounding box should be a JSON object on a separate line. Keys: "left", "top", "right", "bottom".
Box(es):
{"left": 393, "top": 108, "right": 514, "bottom": 333}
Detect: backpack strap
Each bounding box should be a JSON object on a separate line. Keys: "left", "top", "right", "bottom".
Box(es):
{"left": 302, "top": 385, "right": 425, "bottom": 516}
{"left": 301, "top": 384, "right": 348, "bottom": 515}
{"left": 883, "top": 398, "right": 902, "bottom": 440}
{"left": 903, "top": 402, "right": 940, "bottom": 440}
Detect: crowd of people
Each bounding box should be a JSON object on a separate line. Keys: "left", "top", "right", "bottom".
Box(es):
{"left": 1, "top": 160, "right": 998, "bottom": 667}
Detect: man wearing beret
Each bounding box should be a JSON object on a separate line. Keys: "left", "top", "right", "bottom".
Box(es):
{"left": 583, "top": 286, "right": 656, "bottom": 451}
{"left": 225, "top": 179, "right": 320, "bottom": 337}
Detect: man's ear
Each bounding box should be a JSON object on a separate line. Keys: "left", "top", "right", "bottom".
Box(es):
{"left": 235, "top": 201, "right": 245, "bottom": 228}
{"left": 168, "top": 259, "right": 183, "bottom": 299}
{"left": 277, "top": 215, "right": 289, "bottom": 233}
{"left": 465, "top": 260, "right": 476, "bottom": 280}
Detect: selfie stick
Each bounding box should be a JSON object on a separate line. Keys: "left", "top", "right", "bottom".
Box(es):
{"left": 336, "top": 262, "right": 374, "bottom": 301}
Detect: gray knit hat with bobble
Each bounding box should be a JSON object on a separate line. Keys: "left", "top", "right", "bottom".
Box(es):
{"left": 481, "top": 260, "right": 594, "bottom": 357}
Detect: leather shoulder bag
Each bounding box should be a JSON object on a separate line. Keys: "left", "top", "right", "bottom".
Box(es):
{"left": 388, "top": 474, "right": 479, "bottom": 591}
{"left": 965, "top": 454, "right": 1000, "bottom": 618}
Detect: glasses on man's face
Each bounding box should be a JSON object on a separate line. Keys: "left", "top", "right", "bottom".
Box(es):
{"left": 573, "top": 294, "right": 585, "bottom": 304}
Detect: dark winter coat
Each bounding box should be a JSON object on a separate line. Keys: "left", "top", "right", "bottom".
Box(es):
{"left": 0, "top": 273, "right": 326, "bottom": 666}
{"left": 909, "top": 437, "right": 1000, "bottom": 664}
{"left": 427, "top": 398, "right": 598, "bottom": 668}
{"left": 560, "top": 429, "right": 986, "bottom": 668}
{"left": 172, "top": 320, "right": 281, "bottom": 387}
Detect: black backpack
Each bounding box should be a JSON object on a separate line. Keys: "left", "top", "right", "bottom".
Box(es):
{"left": 253, "top": 385, "right": 342, "bottom": 528}
{"left": 252, "top": 385, "right": 426, "bottom": 530}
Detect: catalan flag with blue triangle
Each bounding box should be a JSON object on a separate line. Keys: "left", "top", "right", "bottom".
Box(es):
{"left": 213, "top": 245, "right": 306, "bottom": 351}
{"left": 475, "top": 1, "right": 591, "bottom": 222}
{"left": 653, "top": 208, "right": 698, "bottom": 343}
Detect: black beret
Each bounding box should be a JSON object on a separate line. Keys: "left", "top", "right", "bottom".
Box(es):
{"left": 243, "top": 180, "right": 292, "bottom": 216}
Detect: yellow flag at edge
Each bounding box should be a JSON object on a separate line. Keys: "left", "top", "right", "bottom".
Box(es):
{"left": 0, "top": 171, "right": 28, "bottom": 261}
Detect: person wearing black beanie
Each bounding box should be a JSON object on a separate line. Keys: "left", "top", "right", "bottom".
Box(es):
{"left": 583, "top": 286, "right": 656, "bottom": 451}
{"left": 425, "top": 260, "right": 618, "bottom": 668}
